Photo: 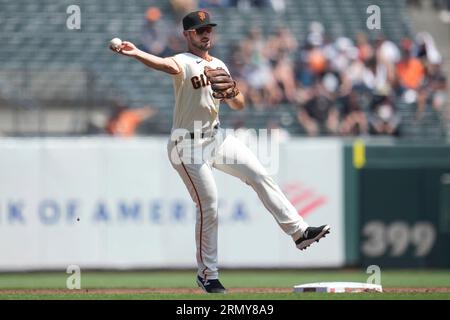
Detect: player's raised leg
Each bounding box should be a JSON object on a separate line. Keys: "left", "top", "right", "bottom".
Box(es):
{"left": 212, "top": 133, "right": 330, "bottom": 250}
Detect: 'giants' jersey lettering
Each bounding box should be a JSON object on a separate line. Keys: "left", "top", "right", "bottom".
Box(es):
{"left": 191, "top": 74, "right": 210, "bottom": 89}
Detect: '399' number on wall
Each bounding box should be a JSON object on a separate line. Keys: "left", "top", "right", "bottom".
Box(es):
{"left": 361, "top": 221, "right": 436, "bottom": 257}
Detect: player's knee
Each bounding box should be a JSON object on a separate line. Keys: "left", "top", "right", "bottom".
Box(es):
{"left": 200, "top": 192, "right": 218, "bottom": 209}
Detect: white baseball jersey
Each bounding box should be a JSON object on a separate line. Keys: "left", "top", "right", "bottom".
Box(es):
{"left": 170, "top": 52, "right": 230, "bottom": 132}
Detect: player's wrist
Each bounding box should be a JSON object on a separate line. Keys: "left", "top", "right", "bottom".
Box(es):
{"left": 134, "top": 49, "right": 144, "bottom": 59}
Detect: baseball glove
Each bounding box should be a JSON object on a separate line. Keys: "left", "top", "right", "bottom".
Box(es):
{"left": 204, "top": 66, "right": 240, "bottom": 100}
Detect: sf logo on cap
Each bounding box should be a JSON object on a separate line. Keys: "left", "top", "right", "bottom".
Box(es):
{"left": 198, "top": 11, "right": 206, "bottom": 21}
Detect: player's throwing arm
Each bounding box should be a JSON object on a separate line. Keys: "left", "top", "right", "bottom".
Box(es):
{"left": 109, "top": 38, "right": 180, "bottom": 75}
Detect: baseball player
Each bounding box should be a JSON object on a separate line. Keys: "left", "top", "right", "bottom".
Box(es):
{"left": 112, "top": 10, "right": 330, "bottom": 294}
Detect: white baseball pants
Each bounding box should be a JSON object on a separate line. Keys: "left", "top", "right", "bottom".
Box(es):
{"left": 167, "top": 129, "right": 308, "bottom": 280}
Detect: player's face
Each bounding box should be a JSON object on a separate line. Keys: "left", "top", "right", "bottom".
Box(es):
{"left": 186, "top": 26, "right": 213, "bottom": 51}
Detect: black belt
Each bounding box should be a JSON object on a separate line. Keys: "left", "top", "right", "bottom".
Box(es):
{"left": 189, "top": 124, "right": 219, "bottom": 139}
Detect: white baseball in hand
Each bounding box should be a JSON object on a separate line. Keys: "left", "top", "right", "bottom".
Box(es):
{"left": 110, "top": 37, "right": 122, "bottom": 50}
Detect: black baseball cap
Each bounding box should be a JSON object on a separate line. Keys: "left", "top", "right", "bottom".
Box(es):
{"left": 182, "top": 11, "right": 217, "bottom": 30}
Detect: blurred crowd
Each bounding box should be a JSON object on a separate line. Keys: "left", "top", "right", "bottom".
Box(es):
{"left": 226, "top": 22, "right": 448, "bottom": 136}
{"left": 128, "top": 4, "right": 448, "bottom": 138}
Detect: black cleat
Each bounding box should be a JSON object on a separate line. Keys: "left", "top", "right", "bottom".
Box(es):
{"left": 196, "top": 276, "right": 227, "bottom": 293}
{"left": 295, "top": 225, "right": 330, "bottom": 251}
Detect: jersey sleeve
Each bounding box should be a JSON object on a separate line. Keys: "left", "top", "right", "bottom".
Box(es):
{"left": 169, "top": 54, "right": 186, "bottom": 79}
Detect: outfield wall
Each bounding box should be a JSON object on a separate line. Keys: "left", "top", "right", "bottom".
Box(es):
{"left": 344, "top": 141, "right": 450, "bottom": 268}
{"left": 0, "top": 137, "right": 344, "bottom": 270}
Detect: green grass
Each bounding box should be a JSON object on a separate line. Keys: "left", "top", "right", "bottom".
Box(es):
{"left": 1, "top": 293, "right": 449, "bottom": 300}
{"left": 1, "top": 269, "right": 450, "bottom": 300}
